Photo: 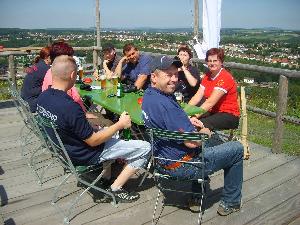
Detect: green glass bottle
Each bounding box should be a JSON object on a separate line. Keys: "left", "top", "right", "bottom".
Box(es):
{"left": 116, "top": 78, "right": 123, "bottom": 98}
{"left": 123, "top": 128, "right": 131, "bottom": 141}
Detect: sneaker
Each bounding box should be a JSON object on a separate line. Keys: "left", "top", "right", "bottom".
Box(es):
{"left": 217, "top": 201, "right": 241, "bottom": 216}
{"left": 107, "top": 187, "right": 140, "bottom": 203}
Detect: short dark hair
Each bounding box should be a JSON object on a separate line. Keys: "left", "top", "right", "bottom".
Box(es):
{"left": 123, "top": 43, "right": 138, "bottom": 55}
{"left": 177, "top": 45, "right": 193, "bottom": 58}
{"left": 205, "top": 48, "right": 225, "bottom": 63}
{"left": 102, "top": 43, "right": 115, "bottom": 55}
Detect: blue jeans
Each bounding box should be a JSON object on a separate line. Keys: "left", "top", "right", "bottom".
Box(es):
{"left": 157, "top": 141, "right": 243, "bottom": 206}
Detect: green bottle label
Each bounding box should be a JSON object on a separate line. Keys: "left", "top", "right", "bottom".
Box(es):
{"left": 123, "top": 128, "right": 131, "bottom": 141}
{"left": 117, "top": 82, "right": 123, "bottom": 98}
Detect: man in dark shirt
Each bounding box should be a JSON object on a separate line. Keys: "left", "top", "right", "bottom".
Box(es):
{"left": 37, "top": 55, "right": 150, "bottom": 203}
{"left": 117, "top": 43, "right": 152, "bottom": 90}
{"left": 142, "top": 55, "right": 244, "bottom": 216}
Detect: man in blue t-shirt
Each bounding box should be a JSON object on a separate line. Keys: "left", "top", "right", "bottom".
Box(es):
{"left": 118, "top": 43, "right": 152, "bottom": 90}
{"left": 142, "top": 55, "right": 244, "bottom": 216}
{"left": 37, "top": 55, "right": 150, "bottom": 203}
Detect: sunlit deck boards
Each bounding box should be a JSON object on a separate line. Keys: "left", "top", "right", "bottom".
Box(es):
{"left": 0, "top": 104, "right": 300, "bottom": 225}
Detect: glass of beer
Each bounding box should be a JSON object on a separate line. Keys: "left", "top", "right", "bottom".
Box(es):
{"left": 100, "top": 74, "right": 106, "bottom": 90}
{"left": 78, "top": 66, "right": 84, "bottom": 80}
{"left": 112, "top": 74, "right": 118, "bottom": 93}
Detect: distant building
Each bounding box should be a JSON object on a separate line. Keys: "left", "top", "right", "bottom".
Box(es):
{"left": 243, "top": 77, "right": 254, "bottom": 84}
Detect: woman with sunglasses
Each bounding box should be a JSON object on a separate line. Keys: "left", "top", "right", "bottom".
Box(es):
{"left": 188, "top": 48, "right": 240, "bottom": 131}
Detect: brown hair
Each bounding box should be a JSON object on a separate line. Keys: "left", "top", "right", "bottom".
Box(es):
{"left": 50, "top": 41, "right": 74, "bottom": 63}
{"left": 102, "top": 43, "right": 115, "bottom": 55}
{"left": 177, "top": 45, "right": 193, "bottom": 58}
{"left": 205, "top": 48, "right": 225, "bottom": 63}
{"left": 34, "top": 46, "right": 51, "bottom": 63}
{"left": 123, "top": 43, "right": 138, "bottom": 55}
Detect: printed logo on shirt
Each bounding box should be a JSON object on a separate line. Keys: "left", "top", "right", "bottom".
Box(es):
{"left": 36, "top": 104, "right": 58, "bottom": 122}
{"left": 216, "top": 79, "right": 224, "bottom": 87}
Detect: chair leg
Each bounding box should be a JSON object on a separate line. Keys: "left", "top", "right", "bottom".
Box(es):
{"left": 138, "top": 157, "right": 153, "bottom": 187}
{"left": 152, "top": 189, "right": 165, "bottom": 225}
{"left": 197, "top": 193, "right": 204, "bottom": 225}
{"left": 37, "top": 158, "right": 56, "bottom": 186}
{"left": 51, "top": 173, "right": 72, "bottom": 204}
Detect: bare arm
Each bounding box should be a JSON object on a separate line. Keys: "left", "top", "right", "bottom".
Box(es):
{"left": 183, "top": 127, "right": 212, "bottom": 148}
{"left": 84, "top": 112, "right": 131, "bottom": 147}
{"left": 184, "top": 140, "right": 201, "bottom": 148}
{"left": 103, "top": 60, "right": 113, "bottom": 79}
{"left": 181, "top": 66, "right": 197, "bottom": 87}
{"left": 188, "top": 86, "right": 205, "bottom": 106}
{"left": 135, "top": 74, "right": 148, "bottom": 90}
{"left": 114, "top": 56, "right": 127, "bottom": 78}
{"left": 200, "top": 89, "right": 225, "bottom": 112}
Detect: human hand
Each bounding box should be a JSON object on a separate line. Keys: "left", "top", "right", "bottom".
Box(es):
{"left": 121, "top": 56, "right": 128, "bottom": 63}
{"left": 189, "top": 117, "right": 204, "bottom": 128}
{"left": 93, "top": 70, "right": 99, "bottom": 80}
{"left": 86, "top": 112, "right": 98, "bottom": 119}
{"left": 106, "top": 71, "right": 113, "bottom": 79}
{"left": 182, "top": 65, "right": 188, "bottom": 71}
{"left": 119, "top": 111, "right": 131, "bottom": 129}
{"left": 199, "top": 127, "right": 212, "bottom": 138}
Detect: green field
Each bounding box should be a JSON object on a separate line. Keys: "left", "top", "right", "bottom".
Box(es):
{"left": 246, "top": 112, "right": 300, "bottom": 156}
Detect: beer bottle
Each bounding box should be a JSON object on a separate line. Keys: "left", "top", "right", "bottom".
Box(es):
{"left": 123, "top": 128, "right": 131, "bottom": 141}
{"left": 116, "top": 78, "right": 123, "bottom": 98}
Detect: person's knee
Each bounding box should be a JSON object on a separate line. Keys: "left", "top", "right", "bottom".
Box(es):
{"left": 141, "top": 141, "right": 151, "bottom": 156}
{"left": 232, "top": 141, "right": 244, "bottom": 160}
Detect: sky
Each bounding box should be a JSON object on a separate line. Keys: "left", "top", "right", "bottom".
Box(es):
{"left": 0, "top": 0, "right": 299, "bottom": 30}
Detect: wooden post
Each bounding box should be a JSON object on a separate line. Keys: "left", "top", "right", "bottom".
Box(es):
{"left": 194, "top": 0, "right": 199, "bottom": 38}
{"left": 95, "top": 0, "right": 101, "bottom": 70}
{"left": 8, "top": 55, "right": 16, "bottom": 87}
{"left": 93, "top": 49, "right": 98, "bottom": 71}
{"left": 272, "top": 75, "right": 288, "bottom": 153}
{"left": 240, "top": 86, "right": 250, "bottom": 159}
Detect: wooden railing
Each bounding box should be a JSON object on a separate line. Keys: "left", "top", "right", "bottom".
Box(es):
{"left": 1, "top": 46, "right": 300, "bottom": 153}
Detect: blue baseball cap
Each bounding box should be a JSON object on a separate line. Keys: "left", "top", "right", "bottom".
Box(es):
{"left": 150, "top": 55, "right": 182, "bottom": 72}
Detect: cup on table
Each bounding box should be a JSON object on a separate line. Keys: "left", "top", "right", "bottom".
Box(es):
{"left": 78, "top": 66, "right": 84, "bottom": 80}
{"left": 174, "top": 91, "right": 183, "bottom": 104}
{"left": 99, "top": 74, "right": 106, "bottom": 90}
{"left": 111, "top": 74, "right": 119, "bottom": 93}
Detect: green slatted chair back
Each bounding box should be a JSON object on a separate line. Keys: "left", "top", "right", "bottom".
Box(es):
{"left": 147, "top": 127, "right": 209, "bottom": 225}
{"left": 35, "top": 114, "right": 117, "bottom": 224}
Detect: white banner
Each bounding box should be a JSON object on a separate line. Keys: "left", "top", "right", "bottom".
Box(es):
{"left": 194, "top": 0, "right": 222, "bottom": 59}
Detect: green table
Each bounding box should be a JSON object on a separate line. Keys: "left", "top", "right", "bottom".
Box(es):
{"left": 77, "top": 81, "right": 205, "bottom": 125}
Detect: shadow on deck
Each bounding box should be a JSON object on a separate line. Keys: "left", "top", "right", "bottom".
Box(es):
{"left": 0, "top": 105, "right": 299, "bottom": 225}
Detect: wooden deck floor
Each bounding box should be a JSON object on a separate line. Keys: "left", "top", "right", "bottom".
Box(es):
{"left": 0, "top": 104, "right": 300, "bottom": 225}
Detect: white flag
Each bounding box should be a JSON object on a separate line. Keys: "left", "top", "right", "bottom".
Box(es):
{"left": 194, "top": 0, "right": 222, "bottom": 59}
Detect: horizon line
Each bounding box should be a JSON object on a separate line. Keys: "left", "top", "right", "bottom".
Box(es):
{"left": 0, "top": 26, "right": 299, "bottom": 31}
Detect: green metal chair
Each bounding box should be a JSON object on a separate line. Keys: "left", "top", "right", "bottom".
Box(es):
{"left": 147, "top": 128, "right": 208, "bottom": 225}
{"left": 7, "top": 80, "right": 58, "bottom": 185}
{"left": 35, "top": 115, "right": 117, "bottom": 224}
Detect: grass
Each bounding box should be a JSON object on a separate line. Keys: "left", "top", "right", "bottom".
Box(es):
{"left": 246, "top": 112, "right": 300, "bottom": 156}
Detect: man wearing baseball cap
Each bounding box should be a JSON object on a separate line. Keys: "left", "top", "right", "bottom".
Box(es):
{"left": 142, "top": 55, "right": 244, "bottom": 216}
